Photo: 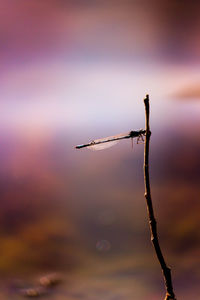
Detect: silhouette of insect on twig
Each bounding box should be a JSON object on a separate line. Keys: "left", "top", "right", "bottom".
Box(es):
{"left": 75, "top": 129, "right": 146, "bottom": 151}
{"left": 75, "top": 95, "right": 176, "bottom": 300}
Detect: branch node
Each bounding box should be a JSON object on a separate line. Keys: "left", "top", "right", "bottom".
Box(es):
{"left": 149, "top": 219, "right": 156, "bottom": 226}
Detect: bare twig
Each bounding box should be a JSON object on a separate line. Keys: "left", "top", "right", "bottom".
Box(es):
{"left": 143, "top": 95, "right": 176, "bottom": 300}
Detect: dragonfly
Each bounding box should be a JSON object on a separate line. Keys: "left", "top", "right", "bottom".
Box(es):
{"left": 75, "top": 129, "right": 146, "bottom": 151}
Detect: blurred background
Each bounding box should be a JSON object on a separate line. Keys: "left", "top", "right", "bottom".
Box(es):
{"left": 0, "top": 0, "right": 200, "bottom": 299}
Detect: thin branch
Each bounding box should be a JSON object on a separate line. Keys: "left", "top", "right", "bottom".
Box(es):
{"left": 143, "top": 95, "right": 176, "bottom": 300}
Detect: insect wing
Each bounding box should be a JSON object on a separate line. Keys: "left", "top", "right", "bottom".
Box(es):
{"left": 87, "top": 140, "right": 119, "bottom": 151}
{"left": 86, "top": 132, "right": 129, "bottom": 151}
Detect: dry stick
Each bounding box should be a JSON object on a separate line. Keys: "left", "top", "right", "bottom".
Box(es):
{"left": 143, "top": 95, "right": 176, "bottom": 300}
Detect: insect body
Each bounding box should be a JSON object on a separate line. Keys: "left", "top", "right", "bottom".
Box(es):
{"left": 75, "top": 129, "right": 146, "bottom": 150}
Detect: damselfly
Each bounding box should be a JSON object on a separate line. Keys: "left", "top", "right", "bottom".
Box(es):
{"left": 75, "top": 129, "right": 146, "bottom": 150}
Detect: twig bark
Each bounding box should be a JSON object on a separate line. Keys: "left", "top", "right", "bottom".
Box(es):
{"left": 143, "top": 95, "right": 176, "bottom": 300}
